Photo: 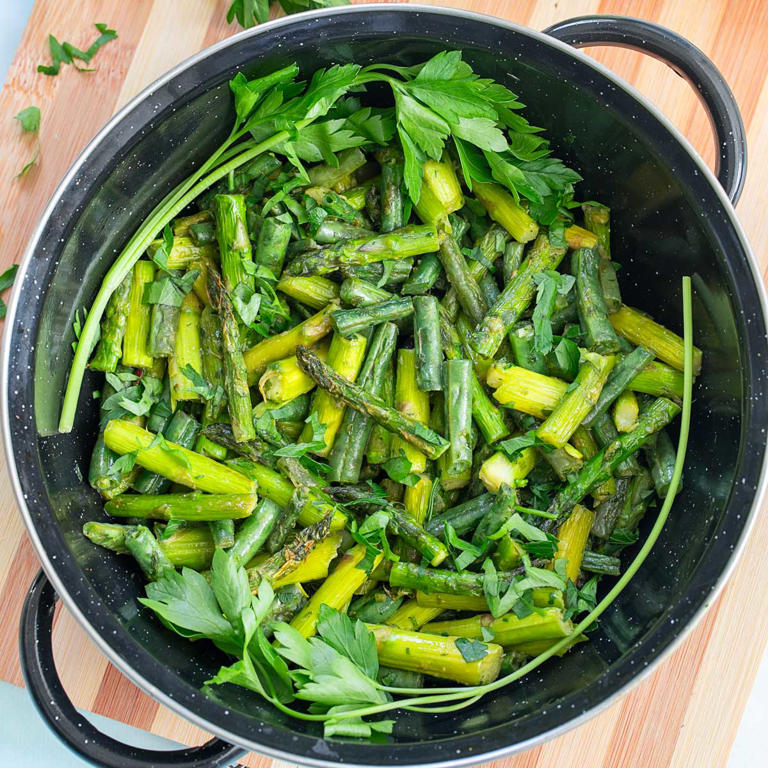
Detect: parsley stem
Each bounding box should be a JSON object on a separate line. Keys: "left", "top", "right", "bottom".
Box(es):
{"left": 514, "top": 505, "right": 558, "bottom": 519}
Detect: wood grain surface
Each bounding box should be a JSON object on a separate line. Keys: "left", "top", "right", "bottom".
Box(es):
{"left": 1, "top": 2, "right": 767, "bottom": 766}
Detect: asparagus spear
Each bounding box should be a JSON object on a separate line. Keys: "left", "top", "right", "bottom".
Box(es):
{"left": 213, "top": 194, "right": 254, "bottom": 294}
{"left": 582, "top": 203, "right": 621, "bottom": 312}
{"left": 473, "top": 182, "right": 538, "bottom": 243}
{"left": 350, "top": 592, "right": 404, "bottom": 624}
{"left": 582, "top": 346, "right": 655, "bottom": 427}
{"left": 487, "top": 363, "right": 568, "bottom": 418}
{"left": 426, "top": 493, "right": 494, "bottom": 539}
{"left": 377, "top": 147, "right": 405, "bottom": 232}
{"left": 339, "top": 277, "right": 392, "bottom": 307}
{"left": 290, "top": 544, "right": 383, "bottom": 637}
{"left": 628, "top": 360, "right": 684, "bottom": 400}
{"left": 401, "top": 254, "right": 443, "bottom": 296}
{"left": 276, "top": 275, "right": 340, "bottom": 310}
{"left": 285, "top": 224, "right": 438, "bottom": 276}
{"left": 436, "top": 221, "right": 487, "bottom": 325}
{"left": 546, "top": 397, "right": 681, "bottom": 520}
{"left": 207, "top": 268, "right": 255, "bottom": 442}
{"left": 199, "top": 307, "right": 226, "bottom": 424}
{"left": 331, "top": 297, "right": 414, "bottom": 337}
{"left": 228, "top": 499, "right": 282, "bottom": 566}
{"left": 471, "top": 234, "right": 566, "bottom": 359}
{"left": 403, "top": 474, "right": 433, "bottom": 526}
{"left": 581, "top": 549, "right": 621, "bottom": 576}
{"left": 479, "top": 449, "right": 537, "bottom": 494}
{"left": 258, "top": 341, "right": 329, "bottom": 404}
{"left": 209, "top": 520, "right": 235, "bottom": 550}
{"left": 367, "top": 623, "right": 503, "bottom": 685}
{"left": 387, "top": 505, "right": 449, "bottom": 566}
{"left": 573, "top": 248, "right": 621, "bottom": 354}
{"left": 389, "top": 562, "right": 522, "bottom": 597}
{"left": 168, "top": 291, "right": 204, "bottom": 406}
{"left": 254, "top": 217, "right": 291, "bottom": 275}
{"left": 390, "top": 348, "right": 431, "bottom": 473}
{"left": 646, "top": 429, "right": 679, "bottom": 497}
{"left": 564, "top": 225, "right": 597, "bottom": 250}
{"left": 148, "top": 295, "right": 181, "bottom": 358}
{"left": 147, "top": 236, "right": 217, "bottom": 271}
{"left": 90, "top": 273, "right": 132, "bottom": 372}
{"left": 413, "top": 158, "right": 464, "bottom": 225}
{"left": 342, "top": 259, "right": 413, "bottom": 287}
{"left": 591, "top": 412, "right": 642, "bottom": 477}
{"left": 261, "top": 585, "right": 308, "bottom": 638}
{"left": 503, "top": 242, "right": 525, "bottom": 284}
{"left": 441, "top": 359, "right": 474, "bottom": 490}
{"left": 386, "top": 599, "right": 444, "bottom": 631}
{"left": 422, "top": 607, "right": 572, "bottom": 647}
{"left": 254, "top": 530, "right": 342, "bottom": 588}
{"left": 122, "top": 261, "right": 155, "bottom": 369}
{"left": 298, "top": 344, "right": 448, "bottom": 461}
{"left": 124, "top": 525, "right": 175, "bottom": 581}
{"left": 366, "top": 360, "right": 394, "bottom": 465}
{"left": 536, "top": 351, "right": 615, "bottom": 448}
{"left": 591, "top": 477, "right": 630, "bottom": 539}
{"left": 105, "top": 492, "right": 257, "bottom": 521}
{"left": 300, "top": 331, "right": 368, "bottom": 456}
{"left": 103, "top": 419, "right": 257, "bottom": 494}
{"left": 570, "top": 426, "right": 616, "bottom": 503}
{"left": 328, "top": 322, "right": 398, "bottom": 483}
{"left": 613, "top": 389, "right": 639, "bottom": 432}
{"left": 413, "top": 296, "right": 443, "bottom": 392}
{"left": 610, "top": 304, "right": 702, "bottom": 374}
{"left": 415, "top": 591, "right": 489, "bottom": 612}
{"left": 243, "top": 303, "right": 336, "bottom": 384}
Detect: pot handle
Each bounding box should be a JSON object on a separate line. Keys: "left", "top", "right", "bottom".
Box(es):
{"left": 544, "top": 15, "right": 747, "bottom": 204}
{"left": 19, "top": 570, "right": 247, "bottom": 768}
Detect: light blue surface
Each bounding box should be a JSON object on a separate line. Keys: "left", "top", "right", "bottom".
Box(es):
{"left": 0, "top": 681, "right": 183, "bottom": 766}
{"left": 0, "top": 0, "right": 35, "bottom": 85}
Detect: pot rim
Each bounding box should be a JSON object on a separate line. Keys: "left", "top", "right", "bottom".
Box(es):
{"left": 3, "top": 4, "right": 767, "bottom": 766}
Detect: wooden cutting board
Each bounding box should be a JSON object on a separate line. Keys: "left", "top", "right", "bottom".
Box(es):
{"left": 0, "top": 1, "right": 766, "bottom": 766}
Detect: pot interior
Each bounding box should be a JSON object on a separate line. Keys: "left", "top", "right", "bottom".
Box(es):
{"left": 9, "top": 8, "right": 768, "bottom": 764}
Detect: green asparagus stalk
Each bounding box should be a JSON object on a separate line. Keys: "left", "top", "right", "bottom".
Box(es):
{"left": 228, "top": 498, "right": 282, "bottom": 566}
{"left": 308, "top": 148, "right": 367, "bottom": 188}
{"left": 503, "top": 242, "right": 525, "bottom": 284}
{"left": 471, "top": 234, "right": 566, "bottom": 359}
{"left": 105, "top": 492, "right": 257, "bottom": 521}
{"left": 366, "top": 360, "right": 394, "bottom": 464}
{"left": 389, "top": 562, "right": 522, "bottom": 598}
{"left": 414, "top": 158, "right": 464, "bottom": 226}
{"left": 261, "top": 584, "right": 308, "bottom": 638}
{"left": 90, "top": 273, "right": 133, "bottom": 372}
{"left": 582, "top": 346, "right": 655, "bottom": 427}
{"left": 208, "top": 520, "right": 235, "bottom": 549}
{"left": 441, "top": 359, "right": 473, "bottom": 490}
{"left": 301, "top": 331, "right": 367, "bottom": 456}
{"left": 509, "top": 323, "right": 547, "bottom": 375}
{"left": 646, "top": 430, "right": 679, "bottom": 497}
{"left": 243, "top": 303, "right": 336, "bottom": 384}
{"left": 479, "top": 449, "right": 537, "bottom": 494}
{"left": 387, "top": 505, "right": 449, "bottom": 567}
{"left": 422, "top": 607, "right": 572, "bottom": 647}
{"left": 207, "top": 268, "right": 255, "bottom": 442}
{"left": 276, "top": 275, "right": 340, "bottom": 310}
{"left": 573, "top": 247, "right": 621, "bottom": 353}
{"left": 426, "top": 493, "right": 494, "bottom": 539}
{"left": 331, "top": 297, "right": 413, "bottom": 337}
{"left": 254, "top": 217, "right": 291, "bottom": 275}
{"left": 285, "top": 224, "right": 438, "bottom": 276}
{"left": 554, "top": 504, "right": 594, "bottom": 581}
{"left": 473, "top": 182, "right": 539, "bottom": 242}
{"left": 564, "top": 225, "right": 597, "bottom": 250}
{"left": 328, "top": 322, "right": 399, "bottom": 483}
{"left": 386, "top": 599, "right": 443, "bottom": 631}
{"left": 103, "top": 419, "right": 257, "bottom": 494}
{"left": 298, "top": 345, "right": 448, "bottom": 461}
{"left": 147, "top": 236, "right": 217, "bottom": 271}
{"left": 403, "top": 474, "right": 433, "bottom": 526}
{"left": 378, "top": 147, "right": 405, "bottom": 232}
{"left": 486, "top": 362, "right": 568, "bottom": 418}
{"left": 172, "top": 210, "right": 211, "bottom": 237}
{"left": 342, "top": 259, "right": 413, "bottom": 287}
{"left": 401, "top": 254, "right": 443, "bottom": 296}
{"left": 291, "top": 544, "right": 383, "bottom": 637}
{"left": 436, "top": 222, "right": 487, "bottom": 325}
{"left": 264, "top": 486, "right": 306, "bottom": 554}
{"left": 122, "top": 260, "right": 155, "bottom": 369}
{"left": 391, "top": 348, "right": 431, "bottom": 473}
{"left": 199, "top": 306, "right": 226, "bottom": 424}
{"left": 591, "top": 412, "right": 642, "bottom": 477}
{"left": 591, "top": 477, "right": 630, "bottom": 539}
{"left": 413, "top": 295, "right": 443, "bottom": 392}
{"left": 536, "top": 352, "right": 615, "bottom": 448}
{"left": 213, "top": 194, "right": 254, "bottom": 294}
{"left": 546, "top": 397, "right": 681, "bottom": 520}
{"left": 610, "top": 304, "right": 702, "bottom": 374}
{"left": 628, "top": 360, "right": 684, "bottom": 400}
{"left": 339, "top": 277, "right": 392, "bottom": 307}
{"left": 148, "top": 298, "right": 180, "bottom": 359}
{"left": 582, "top": 203, "right": 621, "bottom": 312}
{"left": 168, "top": 291, "right": 204, "bottom": 406}
{"left": 258, "top": 340, "right": 329, "bottom": 403}
{"left": 367, "top": 623, "right": 503, "bottom": 685}
{"left": 570, "top": 426, "right": 616, "bottom": 503}
{"left": 613, "top": 389, "right": 639, "bottom": 432}
{"left": 124, "top": 525, "right": 175, "bottom": 581}
{"left": 581, "top": 549, "right": 621, "bottom": 576}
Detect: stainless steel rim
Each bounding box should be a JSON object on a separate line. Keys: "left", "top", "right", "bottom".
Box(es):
{"left": 3, "top": 4, "right": 767, "bottom": 766}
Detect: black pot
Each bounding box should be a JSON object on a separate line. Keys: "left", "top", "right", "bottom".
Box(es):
{"left": 5, "top": 6, "right": 767, "bottom": 768}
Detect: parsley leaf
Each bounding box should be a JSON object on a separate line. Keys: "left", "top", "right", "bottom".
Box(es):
{"left": 142, "top": 269, "right": 198, "bottom": 307}
{"left": 381, "top": 451, "right": 419, "bottom": 487}
{"left": 563, "top": 575, "right": 598, "bottom": 621}
{"left": 0, "top": 264, "right": 19, "bottom": 319}
{"left": 499, "top": 430, "right": 547, "bottom": 461}
{"left": 444, "top": 522, "right": 486, "bottom": 571}
{"left": 180, "top": 364, "right": 224, "bottom": 404}
{"left": 454, "top": 637, "right": 489, "bottom": 663}
{"left": 272, "top": 413, "right": 326, "bottom": 458}
{"left": 14, "top": 106, "right": 40, "bottom": 133}
{"left": 531, "top": 270, "right": 575, "bottom": 357}
{"left": 38, "top": 23, "right": 118, "bottom": 76}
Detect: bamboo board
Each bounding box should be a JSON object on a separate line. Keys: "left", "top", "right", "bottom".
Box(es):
{"left": 0, "top": 2, "right": 767, "bottom": 766}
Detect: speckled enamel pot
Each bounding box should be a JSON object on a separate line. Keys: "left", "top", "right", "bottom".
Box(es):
{"left": 4, "top": 6, "right": 768, "bottom": 768}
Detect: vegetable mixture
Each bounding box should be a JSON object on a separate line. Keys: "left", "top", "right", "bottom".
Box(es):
{"left": 68, "top": 52, "right": 697, "bottom": 739}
